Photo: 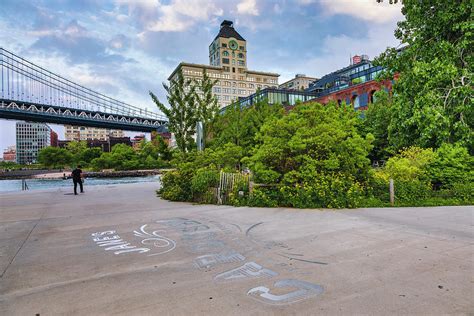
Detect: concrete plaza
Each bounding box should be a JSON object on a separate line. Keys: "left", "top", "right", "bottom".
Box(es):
{"left": 0, "top": 182, "right": 472, "bottom": 315}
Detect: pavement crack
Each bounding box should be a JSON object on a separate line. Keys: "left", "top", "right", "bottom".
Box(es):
{"left": 278, "top": 254, "right": 328, "bottom": 265}
{"left": 246, "top": 222, "right": 263, "bottom": 237}
{"left": 0, "top": 193, "right": 52, "bottom": 278}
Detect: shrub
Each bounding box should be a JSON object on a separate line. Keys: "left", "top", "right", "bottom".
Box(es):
{"left": 158, "top": 163, "right": 194, "bottom": 201}
{"left": 247, "top": 187, "right": 279, "bottom": 207}
{"left": 384, "top": 146, "right": 435, "bottom": 181}
{"left": 191, "top": 168, "right": 219, "bottom": 203}
{"left": 280, "top": 173, "right": 365, "bottom": 209}
{"left": 393, "top": 180, "right": 432, "bottom": 204}
{"left": 428, "top": 144, "right": 474, "bottom": 189}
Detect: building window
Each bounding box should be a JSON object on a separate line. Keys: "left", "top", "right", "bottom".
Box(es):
{"left": 239, "top": 46, "right": 244, "bottom": 50}
{"left": 238, "top": 60, "right": 245, "bottom": 66}
{"left": 223, "top": 51, "right": 229, "bottom": 56}
{"left": 232, "top": 67, "right": 235, "bottom": 73}
{"left": 238, "top": 53, "right": 244, "bottom": 59}
{"left": 222, "top": 58, "right": 230, "bottom": 64}
{"left": 222, "top": 43, "right": 227, "bottom": 48}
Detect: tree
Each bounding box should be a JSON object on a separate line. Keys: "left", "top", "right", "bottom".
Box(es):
{"left": 156, "top": 135, "right": 172, "bottom": 161}
{"left": 66, "top": 141, "right": 87, "bottom": 164}
{"left": 213, "top": 97, "right": 284, "bottom": 156}
{"left": 376, "top": 0, "right": 473, "bottom": 152}
{"left": 79, "top": 147, "right": 102, "bottom": 164}
{"left": 247, "top": 102, "right": 373, "bottom": 184}
{"left": 245, "top": 102, "right": 374, "bottom": 208}
{"left": 428, "top": 143, "right": 474, "bottom": 188}
{"left": 38, "top": 147, "right": 73, "bottom": 169}
{"left": 359, "top": 90, "right": 393, "bottom": 162}
{"left": 194, "top": 70, "right": 219, "bottom": 148}
{"left": 150, "top": 70, "right": 197, "bottom": 152}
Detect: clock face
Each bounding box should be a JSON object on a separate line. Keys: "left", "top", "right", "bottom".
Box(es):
{"left": 229, "top": 40, "right": 238, "bottom": 50}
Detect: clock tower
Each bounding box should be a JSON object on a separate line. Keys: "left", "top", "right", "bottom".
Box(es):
{"left": 209, "top": 20, "right": 247, "bottom": 73}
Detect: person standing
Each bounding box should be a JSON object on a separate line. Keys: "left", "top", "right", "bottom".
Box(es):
{"left": 71, "top": 165, "right": 84, "bottom": 195}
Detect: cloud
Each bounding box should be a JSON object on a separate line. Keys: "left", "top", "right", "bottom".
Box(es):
{"left": 319, "top": 0, "right": 403, "bottom": 23}
{"left": 30, "top": 20, "right": 133, "bottom": 65}
{"left": 116, "top": 0, "right": 224, "bottom": 32}
{"left": 237, "top": 0, "right": 259, "bottom": 16}
{"left": 273, "top": 3, "right": 283, "bottom": 15}
{"left": 275, "top": 17, "right": 401, "bottom": 83}
{"left": 108, "top": 34, "right": 131, "bottom": 51}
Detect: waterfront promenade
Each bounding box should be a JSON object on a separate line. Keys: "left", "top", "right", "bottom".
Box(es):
{"left": 0, "top": 182, "right": 472, "bottom": 315}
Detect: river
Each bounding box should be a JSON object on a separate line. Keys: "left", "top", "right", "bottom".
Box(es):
{"left": 0, "top": 175, "right": 160, "bottom": 193}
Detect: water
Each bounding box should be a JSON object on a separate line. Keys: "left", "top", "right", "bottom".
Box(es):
{"left": 0, "top": 175, "right": 160, "bottom": 193}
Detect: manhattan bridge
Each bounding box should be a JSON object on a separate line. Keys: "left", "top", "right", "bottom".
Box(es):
{"left": 0, "top": 47, "right": 167, "bottom": 132}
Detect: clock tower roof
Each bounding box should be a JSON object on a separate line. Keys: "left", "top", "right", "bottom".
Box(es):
{"left": 214, "top": 20, "right": 245, "bottom": 42}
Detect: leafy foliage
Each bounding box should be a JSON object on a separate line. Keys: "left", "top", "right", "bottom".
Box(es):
{"left": 37, "top": 147, "right": 73, "bottom": 169}
{"left": 213, "top": 97, "right": 284, "bottom": 156}
{"left": 359, "top": 90, "right": 393, "bottom": 161}
{"left": 194, "top": 70, "right": 220, "bottom": 147}
{"left": 150, "top": 69, "right": 197, "bottom": 152}
{"left": 427, "top": 143, "right": 474, "bottom": 188}
{"left": 244, "top": 102, "right": 373, "bottom": 208}
{"left": 90, "top": 141, "right": 170, "bottom": 171}
{"left": 376, "top": 0, "right": 473, "bottom": 152}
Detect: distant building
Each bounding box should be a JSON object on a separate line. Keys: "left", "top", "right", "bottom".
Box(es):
{"left": 131, "top": 134, "right": 146, "bottom": 149}
{"left": 307, "top": 54, "right": 394, "bottom": 109}
{"left": 58, "top": 137, "right": 132, "bottom": 152}
{"left": 279, "top": 74, "right": 318, "bottom": 91}
{"left": 64, "top": 125, "right": 124, "bottom": 141}
{"left": 16, "top": 122, "right": 51, "bottom": 164}
{"left": 168, "top": 20, "right": 279, "bottom": 109}
{"left": 229, "top": 53, "right": 395, "bottom": 112}
{"left": 50, "top": 130, "right": 58, "bottom": 147}
{"left": 2, "top": 145, "right": 16, "bottom": 162}
{"left": 223, "top": 88, "right": 318, "bottom": 111}
{"left": 156, "top": 132, "right": 172, "bottom": 146}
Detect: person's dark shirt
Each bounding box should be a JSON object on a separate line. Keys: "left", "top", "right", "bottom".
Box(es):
{"left": 72, "top": 168, "right": 82, "bottom": 181}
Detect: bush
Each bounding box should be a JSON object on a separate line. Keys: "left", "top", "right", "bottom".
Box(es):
{"left": 247, "top": 187, "right": 279, "bottom": 207}
{"left": 384, "top": 146, "right": 435, "bottom": 181}
{"left": 280, "top": 173, "right": 365, "bottom": 209}
{"left": 191, "top": 168, "right": 219, "bottom": 203}
{"left": 428, "top": 144, "right": 474, "bottom": 189}
{"left": 158, "top": 164, "right": 194, "bottom": 201}
{"left": 393, "top": 180, "right": 432, "bottom": 205}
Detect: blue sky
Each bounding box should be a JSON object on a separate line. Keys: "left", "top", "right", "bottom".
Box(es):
{"left": 0, "top": 0, "right": 403, "bottom": 152}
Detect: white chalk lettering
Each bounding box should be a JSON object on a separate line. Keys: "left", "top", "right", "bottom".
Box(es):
{"left": 215, "top": 262, "right": 278, "bottom": 282}
{"left": 91, "top": 230, "right": 115, "bottom": 237}
{"left": 93, "top": 235, "right": 121, "bottom": 242}
{"left": 247, "top": 279, "right": 323, "bottom": 305}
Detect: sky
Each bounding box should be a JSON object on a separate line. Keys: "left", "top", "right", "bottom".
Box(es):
{"left": 0, "top": 0, "right": 404, "bottom": 152}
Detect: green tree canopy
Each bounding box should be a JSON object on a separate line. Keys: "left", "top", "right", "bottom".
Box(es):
{"left": 38, "top": 147, "right": 73, "bottom": 169}
{"left": 212, "top": 96, "right": 284, "bottom": 156}
{"left": 150, "top": 69, "right": 197, "bottom": 152}
{"left": 359, "top": 90, "right": 393, "bottom": 162}
{"left": 194, "top": 70, "right": 219, "bottom": 147}
{"left": 246, "top": 102, "right": 374, "bottom": 184}
{"left": 376, "top": 0, "right": 473, "bottom": 151}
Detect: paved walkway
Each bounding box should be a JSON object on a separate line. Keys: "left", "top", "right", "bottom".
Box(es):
{"left": 0, "top": 182, "right": 472, "bottom": 315}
